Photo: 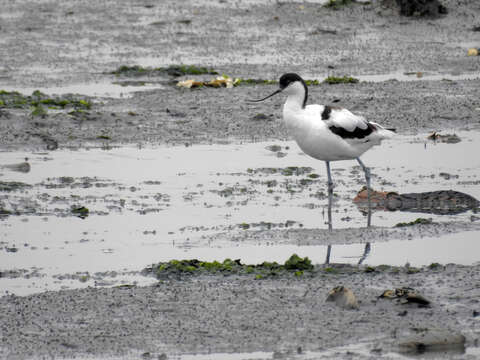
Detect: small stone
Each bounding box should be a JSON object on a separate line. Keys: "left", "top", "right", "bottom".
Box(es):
{"left": 326, "top": 286, "right": 359, "bottom": 310}
{"left": 252, "top": 113, "right": 270, "bottom": 121}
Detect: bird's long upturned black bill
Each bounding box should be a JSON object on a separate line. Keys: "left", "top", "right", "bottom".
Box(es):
{"left": 247, "top": 89, "right": 282, "bottom": 103}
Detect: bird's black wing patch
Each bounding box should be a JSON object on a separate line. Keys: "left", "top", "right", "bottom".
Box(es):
{"left": 321, "top": 105, "right": 343, "bottom": 120}
{"left": 321, "top": 106, "right": 332, "bottom": 120}
{"left": 329, "top": 123, "right": 376, "bottom": 139}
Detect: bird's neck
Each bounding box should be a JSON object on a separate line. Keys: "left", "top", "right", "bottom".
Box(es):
{"left": 284, "top": 81, "right": 308, "bottom": 110}
{"left": 282, "top": 80, "right": 309, "bottom": 136}
{"left": 283, "top": 97, "right": 307, "bottom": 136}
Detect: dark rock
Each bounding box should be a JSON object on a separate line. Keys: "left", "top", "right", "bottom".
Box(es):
{"left": 386, "top": 190, "right": 479, "bottom": 215}
{"left": 427, "top": 132, "right": 461, "bottom": 143}
{"left": 395, "top": 0, "right": 447, "bottom": 17}
{"left": 326, "top": 286, "right": 359, "bottom": 310}
{"left": 356, "top": 189, "right": 480, "bottom": 215}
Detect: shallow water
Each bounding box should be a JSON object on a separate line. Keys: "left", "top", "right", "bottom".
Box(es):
{"left": 0, "top": 80, "right": 165, "bottom": 99}
{"left": 1, "top": 130, "right": 480, "bottom": 295}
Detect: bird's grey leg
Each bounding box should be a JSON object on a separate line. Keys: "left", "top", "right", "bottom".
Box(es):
{"left": 356, "top": 157, "right": 371, "bottom": 227}
{"left": 325, "top": 161, "right": 333, "bottom": 264}
{"left": 325, "top": 245, "right": 332, "bottom": 265}
{"left": 358, "top": 242, "right": 371, "bottom": 265}
{"left": 325, "top": 161, "right": 333, "bottom": 231}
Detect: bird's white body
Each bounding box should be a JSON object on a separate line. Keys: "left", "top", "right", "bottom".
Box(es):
{"left": 248, "top": 72, "right": 395, "bottom": 231}
{"left": 282, "top": 82, "right": 394, "bottom": 161}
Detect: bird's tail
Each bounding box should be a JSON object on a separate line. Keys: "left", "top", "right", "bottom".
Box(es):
{"left": 371, "top": 122, "right": 396, "bottom": 139}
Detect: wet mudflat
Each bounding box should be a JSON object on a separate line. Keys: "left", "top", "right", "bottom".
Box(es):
{"left": 1, "top": 0, "right": 480, "bottom": 358}
{"left": 2, "top": 131, "right": 480, "bottom": 359}
{"left": 1, "top": 130, "right": 480, "bottom": 296}
{"left": 1, "top": 265, "right": 480, "bottom": 360}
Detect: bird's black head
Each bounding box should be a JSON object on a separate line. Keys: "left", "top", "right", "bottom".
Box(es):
{"left": 247, "top": 72, "right": 308, "bottom": 108}
{"left": 279, "top": 73, "right": 305, "bottom": 90}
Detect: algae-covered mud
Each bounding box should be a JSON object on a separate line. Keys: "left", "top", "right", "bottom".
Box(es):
{"left": 1, "top": 0, "right": 480, "bottom": 359}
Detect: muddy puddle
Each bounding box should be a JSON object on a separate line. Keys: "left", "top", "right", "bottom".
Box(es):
{"left": 0, "top": 80, "right": 166, "bottom": 99}
{"left": 1, "top": 130, "right": 480, "bottom": 295}
{"left": 49, "top": 341, "right": 480, "bottom": 360}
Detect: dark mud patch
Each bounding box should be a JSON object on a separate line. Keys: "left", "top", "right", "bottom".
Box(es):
{"left": 0, "top": 181, "right": 31, "bottom": 192}
{"left": 1, "top": 263, "right": 479, "bottom": 359}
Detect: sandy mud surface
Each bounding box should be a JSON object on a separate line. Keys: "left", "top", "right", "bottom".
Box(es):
{"left": 1, "top": 263, "right": 480, "bottom": 359}
{"left": 1, "top": 0, "right": 480, "bottom": 358}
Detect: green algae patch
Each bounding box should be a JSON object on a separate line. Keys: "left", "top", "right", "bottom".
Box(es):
{"left": 0, "top": 90, "right": 92, "bottom": 111}
{"left": 71, "top": 206, "right": 89, "bottom": 219}
{"left": 428, "top": 262, "right": 442, "bottom": 270}
{"left": 97, "top": 135, "right": 112, "bottom": 140}
{"left": 0, "top": 208, "right": 13, "bottom": 216}
{"left": 239, "top": 222, "right": 250, "bottom": 230}
{"left": 324, "top": 75, "right": 359, "bottom": 84}
{"left": 31, "top": 104, "right": 47, "bottom": 118}
{"left": 324, "top": 267, "right": 338, "bottom": 274}
{"left": 284, "top": 254, "right": 313, "bottom": 271}
{"left": 394, "top": 218, "right": 433, "bottom": 227}
{"left": 407, "top": 267, "right": 421, "bottom": 274}
{"left": 146, "top": 254, "right": 314, "bottom": 279}
{"left": 110, "top": 64, "right": 218, "bottom": 77}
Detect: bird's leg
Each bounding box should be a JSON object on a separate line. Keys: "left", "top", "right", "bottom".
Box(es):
{"left": 356, "top": 157, "right": 372, "bottom": 227}
{"left": 325, "top": 161, "right": 333, "bottom": 231}
{"left": 325, "top": 161, "right": 333, "bottom": 264}
{"left": 325, "top": 245, "right": 332, "bottom": 265}
{"left": 358, "top": 242, "right": 371, "bottom": 265}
